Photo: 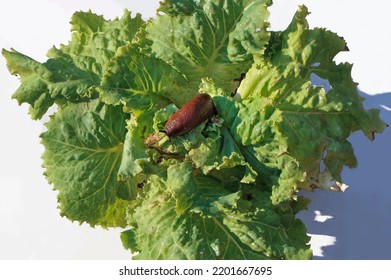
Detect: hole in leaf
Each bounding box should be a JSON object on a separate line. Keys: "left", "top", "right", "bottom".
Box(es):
{"left": 310, "top": 73, "right": 332, "bottom": 93}
{"left": 320, "top": 149, "right": 327, "bottom": 172}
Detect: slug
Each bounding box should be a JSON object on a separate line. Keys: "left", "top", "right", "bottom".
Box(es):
{"left": 164, "top": 93, "right": 216, "bottom": 137}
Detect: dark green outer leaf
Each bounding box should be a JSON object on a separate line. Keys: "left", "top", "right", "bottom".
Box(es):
{"left": 2, "top": 48, "right": 98, "bottom": 120}
{"left": 144, "top": 0, "right": 270, "bottom": 102}
{"left": 41, "top": 100, "right": 134, "bottom": 227}
{"left": 2, "top": 10, "right": 144, "bottom": 120}
{"left": 124, "top": 163, "right": 311, "bottom": 260}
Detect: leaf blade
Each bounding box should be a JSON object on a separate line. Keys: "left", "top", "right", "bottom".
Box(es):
{"left": 41, "top": 100, "right": 134, "bottom": 227}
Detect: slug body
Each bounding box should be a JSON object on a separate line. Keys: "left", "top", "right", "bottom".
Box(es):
{"left": 164, "top": 93, "right": 216, "bottom": 137}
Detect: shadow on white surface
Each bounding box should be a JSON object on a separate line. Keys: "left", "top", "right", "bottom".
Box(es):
{"left": 298, "top": 91, "right": 391, "bottom": 259}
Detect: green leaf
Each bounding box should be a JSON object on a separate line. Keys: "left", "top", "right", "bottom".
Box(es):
{"left": 228, "top": 0, "right": 272, "bottom": 62}
{"left": 188, "top": 125, "right": 258, "bottom": 184}
{"left": 124, "top": 163, "right": 311, "bottom": 259}
{"left": 41, "top": 100, "right": 135, "bottom": 227}
{"left": 48, "top": 10, "right": 144, "bottom": 78}
{"left": 166, "top": 163, "right": 198, "bottom": 215}
{"left": 3, "top": 10, "right": 144, "bottom": 119}
{"left": 99, "top": 44, "right": 187, "bottom": 110}
{"left": 117, "top": 109, "right": 155, "bottom": 179}
{"left": 2, "top": 48, "right": 98, "bottom": 120}
{"left": 144, "top": 0, "right": 270, "bottom": 98}
{"left": 158, "top": 0, "right": 198, "bottom": 15}
{"left": 230, "top": 5, "right": 387, "bottom": 203}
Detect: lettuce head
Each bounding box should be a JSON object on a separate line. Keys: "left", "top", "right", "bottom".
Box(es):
{"left": 3, "top": 0, "right": 387, "bottom": 259}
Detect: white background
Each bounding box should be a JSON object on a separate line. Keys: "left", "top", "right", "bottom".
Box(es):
{"left": 0, "top": 0, "right": 390, "bottom": 259}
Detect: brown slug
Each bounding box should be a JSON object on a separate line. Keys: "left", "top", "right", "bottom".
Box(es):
{"left": 163, "top": 93, "right": 216, "bottom": 137}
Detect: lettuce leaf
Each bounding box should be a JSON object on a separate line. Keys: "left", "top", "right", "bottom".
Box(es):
{"left": 143, "top": 0, "right": 271, "bottom": 103}
{"left": 228, "top": 6, "right": 387, "bottom": 203}
{"left": 3, "top": 0, "right": 387, "bottom": 260}
{"left": 122, "top": 163, "right": 311, "bottom": 260}
{"left": 98, "top": 44, "right": 187, "bottom": 111}
{"left": 3, "top": 10, "right": 143, "bottom": 119}
{"left": 40, "top": 100, "right": 135, "bottom": 227}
